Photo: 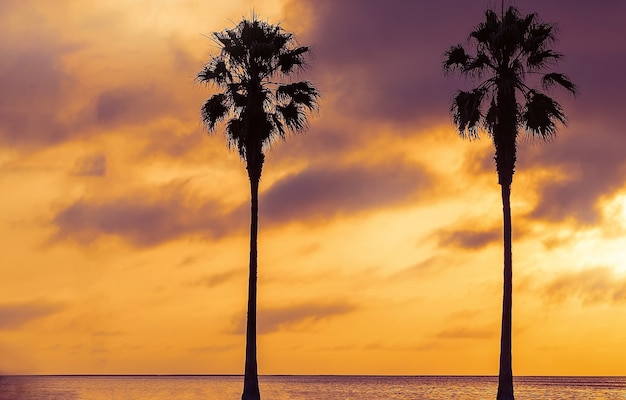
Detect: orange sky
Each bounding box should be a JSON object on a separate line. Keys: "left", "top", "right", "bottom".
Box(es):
{"left": 1, "top": 0, "right": 626, "bottom": 376}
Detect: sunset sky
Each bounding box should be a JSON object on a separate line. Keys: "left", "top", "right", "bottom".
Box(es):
{"left": 1, "top": 0, "right": 626, "bottom": 376}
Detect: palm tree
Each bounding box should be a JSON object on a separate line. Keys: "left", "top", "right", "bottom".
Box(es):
{"left": 197, "top": 16, "right": 319, "bottom": 400}
{"left": 443, "top": 6, "right": 576, "bottom": 399}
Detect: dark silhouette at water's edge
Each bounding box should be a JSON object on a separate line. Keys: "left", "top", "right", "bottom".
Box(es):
{"left": 443, "top": 5, "right": 577, "bottom": 400}
{"left": 197, "top": 15, "right": 320, "bottom": 400}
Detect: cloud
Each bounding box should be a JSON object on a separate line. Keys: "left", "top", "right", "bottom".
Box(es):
{"left": 0, "top": 300, "right": 65, "bottom": 330}
{"left": 393, "top": 256, "right": 451, "bottom": 280}
{"left": 140, "top": 124, "right": 205, "bottom": 159}
{"left": 0, "top": 1, "right": 198, "bottom": 152}
{"left": 437, "top": 227, "right": 500, "bottom": 250}
{"left": 286, "top": 0, "right": 626, "bottom": 228}
{"left": 260, "top": 161, "right": 432, "bottom": 224}
{"left": 230, "top": 301, "right": 358, "bottom": 334}
{"left": 93, "top": 86, "right": 177, "bottom": 128}
{"left": 0, "top": 33, "right": 76, "bottom": 148}
{"left": 51, "top": 181, "right": 238, "bottom": 247}
{"left": 435, "top": 326, "right": 496, "bottom": 340}
{"left": 186, "top": 270, "right": 241, "bottom": 288}
{"left": 270, "top": 125, "right": 362, "bottom": 165}
{"left": 284, "top": 0, "right": 478, "bottom": 128}
{"left": 542, "top": 266, "right": 626, "bottom": 305}
{"left": 72, "top": 154, "right": 107, "bottom": 177}
{"left": 188, "top": 343, "right": 238, "bottom": 353}
{"left": 51, "top": 158, "right": 431, "bottom": 248}
{"left": 524, "top": 130, "right": 626, "bottom": 225}
{"left": 91, "top": 330, "right": 124, "bottom": 337}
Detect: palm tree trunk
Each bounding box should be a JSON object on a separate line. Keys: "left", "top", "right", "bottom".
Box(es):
{"left": 496, "top": 182, "right": 514, "bottom": 400}
{"left": 242, "top": 173, "right": 261, "bottom": 400}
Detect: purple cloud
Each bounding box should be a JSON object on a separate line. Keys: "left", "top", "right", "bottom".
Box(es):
{"left": 260, "top": 161, "right": 432, "bottom": 223}
{"left": 72, "top": 154, "right": 107, "bottom": 177}
{"left": 542, "top": 267, "right": 626, "bottom": 305}
{"left": 230, "top": 301, "right": 358, "bottom": 334}
{"left": 288, "top": 0, "right": 626, "bottom": 226}
{"left": 437, "top": 227, "right": 500, "bottom": 250}
{"left": 0, "top": 300, "right": 65, "bottom": 330}
{"left": 51, "top": 183, "right": 237, "bottom": 247}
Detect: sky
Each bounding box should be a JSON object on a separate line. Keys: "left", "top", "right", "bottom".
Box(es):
{"left": 1, "top": 0, "right": 625, "bottom": 376}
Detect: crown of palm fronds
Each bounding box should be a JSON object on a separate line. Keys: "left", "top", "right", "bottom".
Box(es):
{"left": 443, "top": 6, "right": 577, "bottom": 141}
{"left": 197, "top": 17, "right": 320, "bottom": 161}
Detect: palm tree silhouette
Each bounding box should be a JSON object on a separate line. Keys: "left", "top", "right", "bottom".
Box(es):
{"left": 443, "top": 6, "right": 576, "bottom": 399}
{"left": 197, "top": 17, "right": 319, "bottom": 400}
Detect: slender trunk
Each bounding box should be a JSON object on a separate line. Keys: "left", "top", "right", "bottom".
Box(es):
{"left": 242, "top": 173, "right": 261, "bottom": 400}
{"left": 496, "top": 182, "right": 514, "bottom": 400}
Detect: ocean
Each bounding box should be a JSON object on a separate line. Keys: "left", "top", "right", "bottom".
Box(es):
{"left": 1, "top": 375, "right": 625, "bottom": 400}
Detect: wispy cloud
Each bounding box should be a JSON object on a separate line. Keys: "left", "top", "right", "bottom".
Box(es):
{"left": 435, "top": 326, "right": 496, "bottom": 340}
{"left": 230, "top": 301, "right": 358, "bottom": 334}
{"left": 0, "top": 300, "right": 66, "bottom": 330}
{"left": 51, "top": 180, "right": 239, "bottom": 247}
{"left": 542, "top": 266, "right": 626, "bottom": 305}
{"left": 72, "top": 153, "right": 107, "bottom": 177}
{"left": 437, "top": 227, "right": 500, "bottom": 249}
{"left": 185, "top": 270, "right": 242, "bottom": 288}
{"left": 260, "top": 161, "right": 433, "bottom": 224}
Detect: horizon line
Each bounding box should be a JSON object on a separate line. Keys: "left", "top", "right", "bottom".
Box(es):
{"left": 3, "top": 374, "right": 625, "bottom": 378}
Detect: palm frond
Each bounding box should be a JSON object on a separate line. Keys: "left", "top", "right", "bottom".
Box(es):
{"left": 452, "top": 89, "right": 486, "bottom": 138}
{"left": 518, "top": 12, "right": 537, "bottom": 35}
{"left": 523, "top": 90, "right": 565, "bottom": 138}
{"left": 225, "top": 118, "right": 247, "bottom": 159}
{"left": 527, "top": 50, "right": 562, "bottom": 68}
{"left": 201, "top": 94, "right": 229, "bottom": 131}
{"left": 227, "top": 83, "right": 247, "bottom": 108}
{"left": 199, "top": 16, "right": 319, "bottom": 162}
{"left": 271, "top": 29, "right": 290, "bottom": 52}
{"left": 276, "top": 81, "right": 320, "bottom": 109}
{"left": 484, "top": 98, "right": 498, "bottom": 132}
{"left": 215, "top": 30, "right": 246, "bottom": 63}
{"left": 444, "top": 5, "right": 575, "bottom": 148}
{"left": 278, "top": 46, "right": 308, "bottom": 73}
{"left": 270, "top": 112, "right": 285, "bottom": 138}
{"left": 278, "top": 101, "right": 307, "bottom": 131}
{"left": 464, "top": 52, "right": 493, "bottom": 75}
{"left": 542, "top": 72, "right": 578, "bottom": 94}
{"left": 197, "top": 60, "right": 232, "bottom": 86}
{"left": 443, "top": 45, "right": 469, "bottom": 72}
{"left": 499, "top": 9, "right": 523, "bottom": 49}
{"left": 523, "top": 23, "right": 555, "bottom": 54}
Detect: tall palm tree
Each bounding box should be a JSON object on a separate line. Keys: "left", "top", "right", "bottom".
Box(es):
{"left": 197, "top": 17, "right": 319, "bottom": 400}
{"left": 443, "top": 6, "right": 576, "bottom": 399}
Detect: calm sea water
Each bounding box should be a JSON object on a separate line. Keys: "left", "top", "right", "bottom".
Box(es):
{"left": 1, "top": 375, "right": 625, "bottom": 400}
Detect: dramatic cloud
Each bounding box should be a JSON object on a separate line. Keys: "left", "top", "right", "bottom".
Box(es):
{"left": 260, "top": 161, "right": 432, "bottom": 223}
{"left": 4, "top": 0, "right": 626, "bottom": 376}
{"left": 52, "top": 159, "right": 432, "bottom": 247}
{"left": 0, "top": 300, "right": 65, "bottom": 330}
{"left": 285, "top": 0, "right": 478, "bottom": 127}
{"left": 437, "top": 227, "right": 500, "bottom": 250}
{"left": 288, "top": 0, "right": 626, "bottom": 227}
{"left": 93, "top": 86, "right": 178, "bottom": 128}
{"left": 542, "top": 267, "right": 626, "bottom": 305}
{"left": 230, "top": 301, "right": 358, "bottom": 334}
{"left": 52, "top": 182, "right": 238, "bottom": 247}
{"left": 524, "top": 129, "right": 626, "bottom": 225}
